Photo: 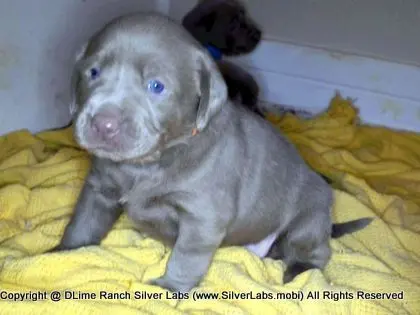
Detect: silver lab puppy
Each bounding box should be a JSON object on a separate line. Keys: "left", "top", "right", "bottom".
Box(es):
{"left": 53, "top": 12, "right": 371, "bottom": 292}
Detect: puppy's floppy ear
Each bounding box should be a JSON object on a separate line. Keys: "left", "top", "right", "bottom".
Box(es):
{"left": 195, "top": 51, "right": 228, "bottom": 131}
{"left": 69, "top": 43, "right": 88, "bottom": 118}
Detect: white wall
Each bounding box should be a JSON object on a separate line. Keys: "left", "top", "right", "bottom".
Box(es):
{"left": 0, "top": 0, "right": 163, "bottom": 136}
{"left": 241, "top": 0, "right": 420, "bottom": 67}
{"left": 169, "top": 0, "right": 196, "bottom": 21}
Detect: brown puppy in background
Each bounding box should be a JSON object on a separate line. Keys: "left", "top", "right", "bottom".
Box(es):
{"left": 183, "top": 0, "right": 263, "bottom": 116}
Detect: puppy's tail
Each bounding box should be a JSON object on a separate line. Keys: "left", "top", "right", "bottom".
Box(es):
{"left": 331, "top": 217, "right": 373, "bottom": 238}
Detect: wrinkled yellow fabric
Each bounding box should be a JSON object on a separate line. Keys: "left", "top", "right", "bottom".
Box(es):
{"left": 0, "top": 95, "right": 419, "bottom": 314}
{"left": 267, "top": 94, "right": 420, "bottom": 230}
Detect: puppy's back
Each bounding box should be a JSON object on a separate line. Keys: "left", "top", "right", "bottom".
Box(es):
{"left": 213, "top": 102, "right": 333, "bottom": 245}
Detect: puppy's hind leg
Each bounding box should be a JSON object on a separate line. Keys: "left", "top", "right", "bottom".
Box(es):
{"left": 267, "top": 185, "right": 334, "bottom": 283}
{"left": 269, "top": 217, "right": 332, "bottom": 284}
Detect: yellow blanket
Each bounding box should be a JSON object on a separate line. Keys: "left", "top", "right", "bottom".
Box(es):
{"left": 0, "top": 95, "right": 419, "bottom": 315}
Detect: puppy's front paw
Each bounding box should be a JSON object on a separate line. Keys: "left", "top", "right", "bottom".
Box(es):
{"left": 148, "top": 276, "right": 195, "bottom": 293}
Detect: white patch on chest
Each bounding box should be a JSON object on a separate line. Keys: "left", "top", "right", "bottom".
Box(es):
{"left": 244, "top": 230, "right": 280, "bottom": 258}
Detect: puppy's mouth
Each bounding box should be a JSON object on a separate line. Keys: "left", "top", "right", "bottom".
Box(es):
{"left": 89, "top": 138, "right": 162, "bottom": 163}
{"left": 75, "top": 110, "right": 161, "bottom": 162}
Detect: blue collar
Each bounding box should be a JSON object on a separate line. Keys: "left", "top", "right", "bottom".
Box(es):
{"left": 205, "top": 44, "right": 222, "bottom": 61}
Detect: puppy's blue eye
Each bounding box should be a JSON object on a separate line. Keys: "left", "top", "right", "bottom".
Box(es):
{"left": 89, "top": 68, "right": 100, "bottom": 80}
{"left": 147, "top": 80, "right": 165, "bottom": 94}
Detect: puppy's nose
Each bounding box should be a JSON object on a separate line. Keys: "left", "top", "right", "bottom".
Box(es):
{"left": 91, "top": 112, "right": 120, "bottom": 138}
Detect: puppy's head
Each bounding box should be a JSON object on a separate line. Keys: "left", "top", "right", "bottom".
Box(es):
{"left": 70, "top": 13, "right": 227, "bottom": 162}
{"left": 182, "top": 0, "right": 262, "bottom": 56}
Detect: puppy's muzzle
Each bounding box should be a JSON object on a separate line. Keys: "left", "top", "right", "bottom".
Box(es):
{"left": 91, "top": 110, "right": 121, "bottom": 140}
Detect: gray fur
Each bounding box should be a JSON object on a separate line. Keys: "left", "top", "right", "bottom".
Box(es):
{"left": 52, "top": 12, "right": 372, "bottom": 292}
